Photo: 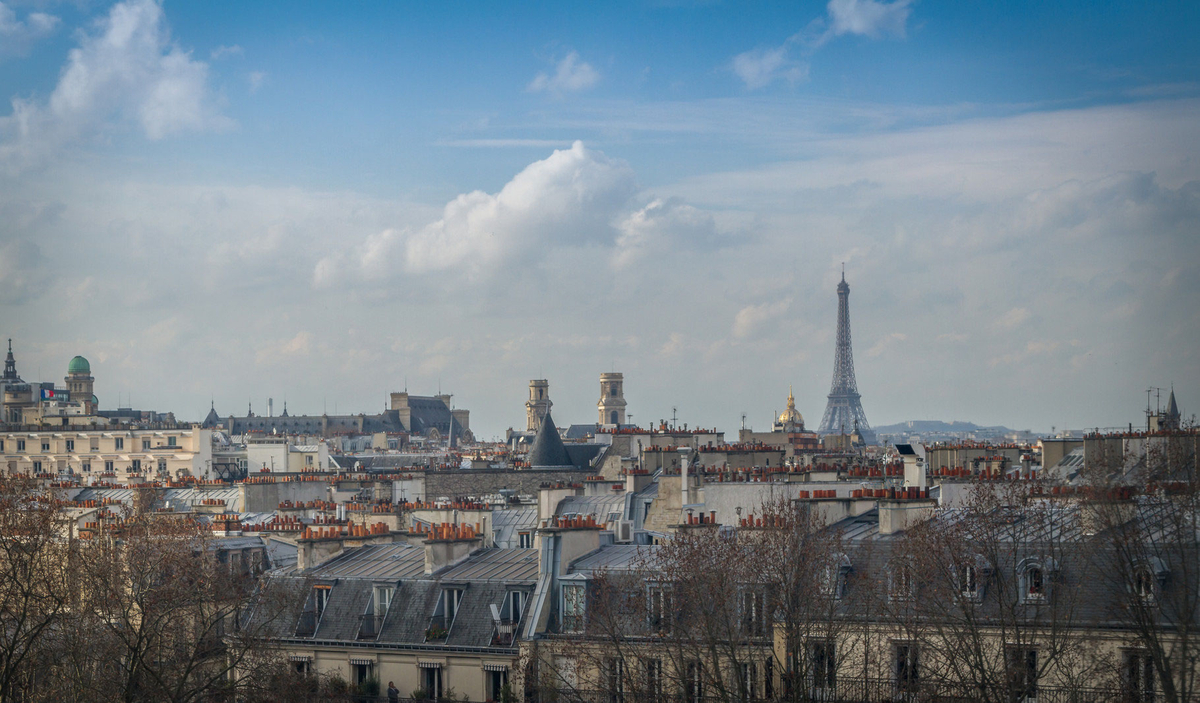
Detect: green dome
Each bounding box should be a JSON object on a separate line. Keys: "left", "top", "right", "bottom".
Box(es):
{"left": 68, "top": 356, "right": 90, "bottom": 374}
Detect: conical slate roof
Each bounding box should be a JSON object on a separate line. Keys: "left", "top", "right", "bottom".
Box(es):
{"left": 527, "top": 410, "right": 572, "bottom": 467}
{"left": 1166, "top": 390, "right": 1180, "bottom": 419}
{"left": 201, "top": 403, "right": 221, "bottom": 428}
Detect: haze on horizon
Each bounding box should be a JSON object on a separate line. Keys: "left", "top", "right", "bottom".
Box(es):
{"left": 1, "top": 0, "right": 1197, "bottom": 440}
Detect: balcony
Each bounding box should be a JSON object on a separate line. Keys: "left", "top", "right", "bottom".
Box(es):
{"left": 424, "top": 615, "right": 448, "bottom": 642}
{"left": 357, "top": 613, "right": 384, "bottom": 640}
{"left": 295, "top": 610, "right": 318, "bottom": 637}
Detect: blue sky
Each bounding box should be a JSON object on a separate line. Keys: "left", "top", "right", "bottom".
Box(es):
{"left": 1, "top": 0, "right": 1198, "bottom": 437}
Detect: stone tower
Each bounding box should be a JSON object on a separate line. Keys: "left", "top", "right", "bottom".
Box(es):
{"left": 597, "top": 372, "right": 626, "bottom": 427}
{"left": 526, "top": 379, "right": 551, "bottom": 431}
{"left": 817, "top": 271, "right": 875, "bottom": 444}
{"left": 65, "top": 355, "right": 95, "bottom": 414}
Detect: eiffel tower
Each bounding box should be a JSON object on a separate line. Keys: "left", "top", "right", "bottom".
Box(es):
{"left": 818, "top": 269, "right": 875, "bottom": 444}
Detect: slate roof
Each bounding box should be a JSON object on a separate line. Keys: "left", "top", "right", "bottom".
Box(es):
{"left": 491, "top": 506, "right": 539, "bottom": 549}
{"left": 307, "top": 543, "right": 426, "bottom": 580}
{"left": 527, "top": 411, "right": 572, "bottom": 468}
{"left": 275, "top": 545, "right": 537, "bottom": 649}
{"left": 556, "top": 494, "right": 629, "bottom": 524}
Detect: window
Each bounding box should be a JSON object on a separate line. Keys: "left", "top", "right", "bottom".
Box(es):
{"left": 293, "top": 659, "right": 311, "bottom": 676}
{"left": 764, "top": 658, "right": 774, "bottom": 699}
{"left": 142, "top": 440, "right": 151, "bottom": 451}
{"left": 808, "top": 639, "right": 836, "bottom": 691}
{"left": 742, "top": 589, "right": 767, "bottom": 636}
{"left": 518, "top": 531, "right": 532, "bottom": 549}
{"left": 1005, "top": 647, "right": 1038, "bottom": 702}
{"left": 66, "top": 440, "right": 74, "bottom": 452}
{"left": 167, "top": 436, "right": 176, "bottom": 447}
{"left": 352, "top": 663, "right": 372, "bottom": 686}
{"left": 131, "top": 459, "right": 141, "bottom": 472}
{"left": 423, "top": 666, "right": 443, "bottom": 698}
{"left": 509, "top": 590, "right": 525, "bottom": 623}
{"left": 960, "top": 562, "right": 980, "bottom": 600}
{"left": 488, "top": 669, "right": 508, "bottom": 701}
{"left": 1135, "top": 568, "right": 1156, "bottom": 601}
{"left": 644, "top": 659, "right": 663, "bottom": 700}
{"left": 32, "top": 461, "right": 41, "bottom": 472}
{"left": 104, "top": 460, "right": 113, "bottom": 472}
{"left": 0, "top": 440, "right": 4, "bottom": 451}
{"left": 82, "top": 463, "right": 90, "bottom": 472}
{"left": 1123, "top": 650, "right": 1155, "bottom": 702}
{"left": 89, "top": 438, "right": 98, "bottom": 450}
{"left": 440, "top": 588, "right": 462, "bottom": 628}
{"left": 41, "top": 442, "right": 49, "bottom": 452}
{"left": 157, "top": 460, "right": 167, "bottom": 474}
{"left": 1025, "top": 567, "right": 1044, "bottom": 600}
{"left": 314, "top": 586, "right": 331, "bottom": 620}
{"left": 114, "top": 438, "right": 124, "bottom": 450}
{"left": 16, "top": 440, "right": 25, "bottom": 452}
{"left": 648, "top": 584, "right": 674, "bottom": 633}
{"left": 822, "top": 561, "right": 849, "bottom": 599}
{"left": 606, "top": 658, "right": 625, "bottom": 703}
{"left": 740, "top": 662, "right": 758, "bottom": 701}
{"left": 889, "top": 562, "right": 916, "bottom": 602}
{"left": 684, "top": 661, "right": 704, "bottom": 703}
{"left": 562, "top": 583, "right": 585, "bottom": 632}
{"left": 373, "top": 585, "right": 394, "bottom": 618}
{"left": 895, "top": 643, "right": 919, "bottom": 692}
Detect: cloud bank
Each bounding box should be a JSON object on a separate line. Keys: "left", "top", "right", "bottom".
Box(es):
{"left": 0, "top": 0, "right": 229, "bottom": 171}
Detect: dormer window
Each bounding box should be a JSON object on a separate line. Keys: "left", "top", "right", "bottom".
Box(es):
{"left": 648, "top": 583, "right": 674, "bottom": 633}
{"left": 961, "top": 563, "right": 979, "bottom": 599}
{"left": 741, "top": 589, "right": 768, "bottom": 636}
{"left": 888, "top": 561, "right": 915, "bottom": 602}
{"left": 821, "top": 554, "right": 852, "bottom": 599}
{"left": 1017, "top": 557, "right": 1056, "bottom": 603}
{"left": 1027, "top": 567, "right": 1044, "bottom": 598}
{"left": 562, "top": 582, "right": 586, "bottom": 633}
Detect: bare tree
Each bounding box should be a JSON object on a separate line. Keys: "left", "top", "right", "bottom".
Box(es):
{"left": 890, "top": 481, "right": 1106, "bottom": 703}
{"left": 1084, "top": 432, "right": 1199, "bottom": 703}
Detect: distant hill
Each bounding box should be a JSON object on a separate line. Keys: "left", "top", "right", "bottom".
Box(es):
{"left": 873, "top": 420, "right": 1017, "bottom": 435}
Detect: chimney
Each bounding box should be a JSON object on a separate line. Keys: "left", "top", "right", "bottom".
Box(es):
{"left": 423, "top": 523, "right": 482, "bottom": 575}
{"left": 897, "top": 444, "right": 926, "bottom": 489}
{"left": 537, "top": 483, "right": 581, "bottom": 523}
{"left": 878, "top": 495, "right": 937, "bottom": 535}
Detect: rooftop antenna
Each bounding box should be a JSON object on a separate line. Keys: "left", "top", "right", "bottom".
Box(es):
{"left": 741, "top": 413, "right": 747, "bottom": 431}
{"left": 671, "top": 406, "right": 678, "bottom": 430}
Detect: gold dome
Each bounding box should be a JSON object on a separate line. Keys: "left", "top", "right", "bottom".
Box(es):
{"left": 777, "top": 386, "right": 803, "bottom": 426}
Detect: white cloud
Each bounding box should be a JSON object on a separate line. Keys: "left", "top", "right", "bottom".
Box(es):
{"left": 0, "top": 2, "right": 58, "bottom": 59}
{"left": 317, "top": 141, "right": 638, "bottom": 282}
{"left": 826, "top": 0, "right": 913, "bottom": 40}
{"left": 0, "top": 0, "right": 230, "bottom": 170}
{"left": 731, "top": 0, "right": 913, "bottom": 88}
{"left": 248, "top": 70, "right": 266, "bottom": 93}
{"left": 527, "top": 52, "right": 600, "bottom": 94}
{"left": 733, "top": 299, "right": 792, "bottom": 339}
{"left": 994, "top": 307, "right": 1031, "bottom": 330}
{"left": 209, "top": 44, "right": 242, "bottom": 60}
{"left": 865, "top": 331, "right": 906, "bottom": 358}
{"left": 614, "top": 197, "right": 718, "bottom": 268}
{"left": 731, "top": 46, "right": 808, "bottom": 90}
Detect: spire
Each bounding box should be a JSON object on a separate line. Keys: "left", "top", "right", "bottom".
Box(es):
{"left": 2, "top": 339, "right": 17, "bottom": 382}
{"left": 1166, "top": 389, "right": 1180, "bottom": 420}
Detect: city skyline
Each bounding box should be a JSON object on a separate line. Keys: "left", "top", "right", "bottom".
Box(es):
{"left": 1, "top": 0, "right": 1197, "bottom": 439}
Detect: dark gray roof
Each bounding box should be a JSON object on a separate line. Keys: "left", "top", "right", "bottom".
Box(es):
{"left": 307, "top": 543, "right": 426, "bottom": 580}
{"left": 564, "top": 443, "right": 604, "bottom": 468}
{"left": 527, "top": 411, "right": 572, "bottom": 468}
{"left": 438, "top": 548, "right": 538, "bottom": 582}
{"left": 564, "top": 424, "right": 599, "bottom": 440}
